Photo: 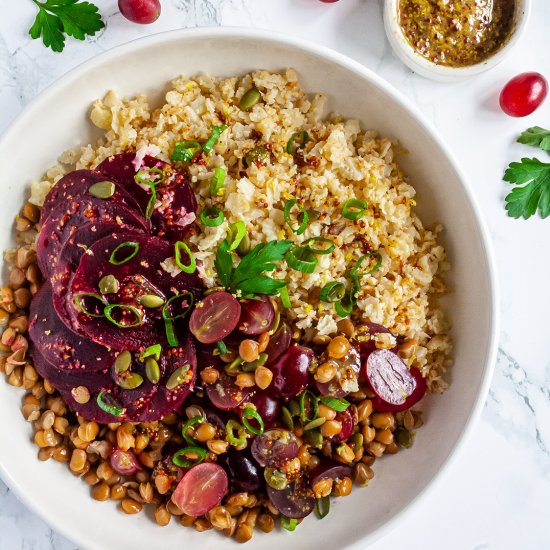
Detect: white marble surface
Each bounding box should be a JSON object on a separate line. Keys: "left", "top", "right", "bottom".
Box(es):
{"left": 1, "top": 1, "right": 550, "bottom": 549}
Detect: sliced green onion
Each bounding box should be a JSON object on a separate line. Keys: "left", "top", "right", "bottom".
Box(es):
{"left": 182, "top": 416, "right": 204, "bottom": 445}
{"left": 104, "top": 304, "right": 144, "bottom": 328}
{"left": 299, "top": 390, "right": 319, "bottom": 424}
{"left": 283, "top": 199, "right": 309, "bottom": 235}
{"left": 164, "top": 319, "right": 178, "bottom": 347}
{"left": 216, "top": 340, "right": 228, "bottom": 355}
{"left": 315, "top": 496, "right": 330, "bottom": 519}
{"left": 226, "top": 419, "right": 247, "bottom": 446}
{"left": 162, "top": 292, "right": 194, "bottom": 321}
{"left": 241, "top": 407, "right": 265, "bottom": 435}
{"left": 279, "top": 285, "right": 291, "bottom": 308}
{"left": 200, "top": 207, "right": 225, "bottom": 227}
{"left": 286, "top": 131, "right": 309, "bottom": 155}
{"left": 174, "top": 241, "right": 197, "bottom": 274}
{"left": 203, "top": 124, "right": 228, "bottom": 155}
{"left": 342, "top": 198, "right": 367, "bottom": 221}
{"left": 74, "top": 293, "right": 108, "bottom": 318}
{"left": 96, "top": 391, "right": 123, "bottom": 417}
{"left": 135, "top": 167, "right": 166, "bottom": 186}
{"left": 319, "top": 396, "right": 351, "bottom": 412}
{"left": 227, "top": 220, "right": 246, "bottom": 251}
{"left": 210, "top": 166, "right": 226, "bottom": 196}
{"left": 244, "top": 146, "right": 269, "bottom": 167}
{"left": 172, "top": 446, "right": 207, "bottom": 468}
{"left": 145, "top": 186, "right": 157, "bottom": 219}
{"left": 320, "top": 282, "right": 346, "bottom": 303}
{"left": 348, "top": 251, "right": 382, "bottom": 278}
{"left": 171, "top": 140, "right": 201, "bottom": 163}
{"left": 334, "top": 290, "right": 355, "bottom": 318}
{"left": 139, "top": 344, "right": 162, "bottom": 362}
{"left": 303, "top": 237, "right": 335, "bottom": 255}
{"left": 109, "top": 241, "right": 139, "bottom": 265}
{"left": 286, "top": 246, "right": 318, "bottom": 274}
{"left": 281, "top": 516, "right": 298, "bottom": 531}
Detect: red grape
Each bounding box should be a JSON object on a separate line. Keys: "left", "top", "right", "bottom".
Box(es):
{"left": 264, "top": 323, "right": 292, "bottom": 366}
{"left": 309, "top": 459, "right": 352, "bottom": 487}
{"left": 371, "top": 367, "right": 427, "bottom": 412}
{"left": 110, "top": 448, "right": 142, "bottom": 475}
{"left": 206, "top": 370, "right": 250, "bottom": 410}
{"left": 189, "top": 291, "right": 241, "bottom": 344}
{"left": 237, "top": 295, "right": 275, "bottom": 335}
{"left": 327, "top": 408, "right": 355, "bottom": 443}
{"left": 217, "top": 449, "right": 262, "bottom": 493}
{"left": 251, "top": 429, "right": 299, "bottom": 468}
{"left": 248, "top": 391, "right": 281, "bottom": 428}
{"left": 118, "top": 0, "right": 161, "bottom": 24}
{"left": 171, "top": 463, "right": 228, "bottom": 516}
{"left": 266, "top": 479, "right": 315, "bottom": 519}
{"left": 500, "top": 72, "right": 548, "bottom": 117}
{"left": 268, "top": 344, "right": 313, "bottom": 398}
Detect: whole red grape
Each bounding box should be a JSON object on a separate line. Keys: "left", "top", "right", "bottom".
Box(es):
{"left": 118, "top": 0, "right": 161, "bottom": 24}
{"left": 499, "top": 72, "right": 548, "bottom": 117}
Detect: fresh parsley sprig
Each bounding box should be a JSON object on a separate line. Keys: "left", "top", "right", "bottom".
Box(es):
{"left": 517, "top": 127, "right": 550, "bottom": 152}
{"left": 215, "top": 239, "right": 293, "bottom": 298}
{"left": 29, "top": 0, "right": 105, "bottom": 53}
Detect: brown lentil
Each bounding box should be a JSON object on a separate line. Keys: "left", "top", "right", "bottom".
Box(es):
{"left": 254, "top": 365, "right": 273, "bottom": 390}
{"left": 121, "top": 498, "right": 142, "bottom": 514}
{"left": 257, "top": 332, "right": 270, "bottom": 352}
{"left": 336, "top": 318, "right": 355, "bottom": 339}
{"left": 235, "top": 523, "right": 253, "bottom": 543}
{"left": 375, "top": 428, "right": 394, "bottom": 445}
{"left": 154, "top": 505, "right": 172, "bottom": 526}
{"left": 110, "top": 483, "right": 127, "bottom": 500}
{"left": 180, "top": 514, "right": 197, "bottom": 527}
{"left": 312, "top": 477, "right": 333, "bottom": 499}
{"left": 315, "top": 362, "right": 337, "bottom": 383}
{"left": 334, "top": 476, "right": 353, "bottom": 497}
{"left": 91, "top": 482, "right": 110, "bottom": 501}
{"left": 83, "top": 470, "right": 100, "bottom": 486}
{"left": 367, "top": 441, "right": 386, "bottom": 457}
{"left": 371, "top": 412, "right": 395, "bottom": 430}
{"left": 357, "top": 399, "right": 373, "bottom": 423}
{"left": 200, "top": 367, "right": 219, "bottom": 384}
{"left": 257, "top": 513, "right": 275, "bottom": 533}
{"left": 69, "top": 449, "right": 87, "bottom": 473}
{"left": 353, "top": 462, "right": 374, "bottom": 486}
{"left": 235, "top": 373, "right": 255, "bottom": 388}
{"left": 317, "top": 402, "right": 337, "bottom": 420}
{"left": 320, "top": 419, "right": 342, "bottom": 438}
{"left": 336, "top": 443, "right": 356, "bottom": 464}
{"left": 22, "top": 202, "right": 40, "bottom": 223}
{"left": 239, "top": 339, "right": 260, "bottom": 363}
{"left": 52, "top": 446, "right": 70, "bottom": 463}
{"left": 195, "top": 422, "right": 217, "bottom": 442}
{"left": 193, "top": 518, "right": 212, "bottom": 532}
{"left": 208, "top": 506, "right": 232, "bottom": 530}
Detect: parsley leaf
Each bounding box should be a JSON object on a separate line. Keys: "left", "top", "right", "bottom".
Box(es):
{"left": 504, "top": 158, "right": 550, "bottom": 219}
{"left": 214, "top": 240, "right": 233, "bottom": 288}
{"left": 29, "top": 0, "right": 104, "bottom": 53}
{"left": 517, "top": 127, "right": 550, "bottom": 152}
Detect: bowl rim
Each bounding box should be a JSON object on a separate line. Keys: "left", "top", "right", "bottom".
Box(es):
{"left": 383, "top": 0, "right": 532, "bottom": 81}
{"left": 0, "top": 26, "right": 500, "bottom": 550}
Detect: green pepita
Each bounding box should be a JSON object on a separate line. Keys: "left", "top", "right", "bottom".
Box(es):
{"left": 98, "top": 274, "right": 120, "bottom": 295}
{"left": 139, "top": 294, "right": 165, "bottom": 308}
{"left": 145, "top": 357, "right": 161, "bottom": 384}
{"left": 239, "top": 87, "right": 261, "bottom": 111}
{"left": 166, "top": 365, "right": 190, "bottom": 390}
{"left": 304, "top": 417, "right": 326, "bottom": 431}
{"left": 89, "top": 181, "right": 116, "bottom": 199}
{"left": 350, "top": 432, "right": 364, "bottom": 451}
{"left": 304, "top": 428, "right": 323, "bottom": 449}
{"left": 395, "top": 428, "right": 415, "bottom": 449}
{"left": 241, "top": 352, "right": 269, "bottom": 372}
{"left": 264, "top": 467, "right": 288, "bottom": 490}
{"left": 116, "top": 372, "right": 144, "bottom": 390}
{"left": 288, "top": 399, "right": 300, "bottom": 417}
{"left": 114, "top": 350, "right": 132, "bottom": 374}
{"left": 281, "top": 406, "right": 294, "bottom": 431}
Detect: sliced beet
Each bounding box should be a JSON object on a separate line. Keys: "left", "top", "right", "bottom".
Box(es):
{"left": 40, "top": 170, "right": 141, "bottom": 224}
{"left": 266, "top": 479, "right": 315, "bottom": 519}
{"left": 51, "top": 223, "right": 144, "bottom": 329}
{"left": 96, "top": 152, "right": 198, "bottom": 239}
{"left": 68, "top": 232, "right": 202, "bottom": 350}
{"left": 36, "top": 197, "right": 149, "bottom": 278}
{"left": 29, "top": 283, "right": 113, "bottom": 372}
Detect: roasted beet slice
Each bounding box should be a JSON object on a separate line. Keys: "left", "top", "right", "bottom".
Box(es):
{"left": 51, "top": 223, "right": 144, "bottom": 329}
{"left": 29, "top": 283, "right": 113, "bottom": 372}
{"left": 68, "top": 232, "right": 202, "bottom": 350}
{"left": 96, "top": 152, "right": 197, "bottom": 239}
{"left": 36, "top": 198, "right": 149, "bottom": 278}
{"left": 40, "top": 170, "right": 141, "bottom": 223}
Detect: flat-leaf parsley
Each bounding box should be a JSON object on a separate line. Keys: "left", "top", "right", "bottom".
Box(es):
{"left": 29, "top": 0, "right": 104, "bottom": 53}
{"left": 517, "top": 127, "right": 550, "bottom": 152}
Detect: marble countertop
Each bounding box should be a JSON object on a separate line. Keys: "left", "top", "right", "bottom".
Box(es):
{"left": 1, "top": 1, "right": 550, "bottom": 549}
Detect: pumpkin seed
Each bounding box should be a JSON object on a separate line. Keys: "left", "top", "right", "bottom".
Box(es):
{"left": 71, "top": 385, "right": 90, "bottom": 404}
{"left": 304, "top": 417, "right": 326, "bottom": 431}
{"left": 166, "top": 365, "right": 190, "bottom": 390}
{"left": 281, "top": 406, "right": 294, "bottom": 431}
{"left": 264, "top": 467, "right": 288, "bottom": 490}
{"left": 236, "top": 233, "right": 251, "bottom": 257}
{"left": 395, "top": 428, "right": 414, "bottom": 449}
{"left": 145, "top": 357, "right": 160, "bottom": 384}
{"left": 350, "top": 432, "right": 364, "bottom": 451}
{"left": 114, "top": 351, "right": 132, "bottom": 374}
{"left": 116, "top": 372, "right": 144, "bottom": 390}
{"left": 89, "top": 181, "right": 116, "bottom": 199}
{"left": 139, "top": 294, "right": 164, "bottom": 308}
{"left": 98, "top": 274, "right": 120, "bottom": 295}
{"left": 304, "top": 428, "right": 323, "bottom": 449}
{"left": 288, "top": 399, "right": 300, "bottom": 417}
{"left": 239, "top": 87, "right": 261, "bottom": 111}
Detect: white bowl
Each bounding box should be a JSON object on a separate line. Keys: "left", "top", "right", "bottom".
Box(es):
{"left": 384, "top": 0, "right": 531, "bottom": 81}
{"left": 0, "top": 28, "right": 498, "bottom": 550}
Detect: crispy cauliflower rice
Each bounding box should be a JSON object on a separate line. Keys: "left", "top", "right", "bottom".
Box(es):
{"left": 2, "top": 69, "right": 453, "bottom": 541}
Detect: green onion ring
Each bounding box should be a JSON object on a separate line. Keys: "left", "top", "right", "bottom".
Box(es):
{"left": 162, "top": 292, "right": 194, "bottom": 321}
{"left": 319, "top": 396, "right": 351, "bottom": 412}
{"left": 283, "top": 199, "right": 309, "bottom": 235}
{"left": 109, "top": 241, "right": 139, "bottom": 265}
{"left": 226, "top": 419, "right": 247, "bottom": 446}
{"left": 279, "top": 285, "right": 291, "bottom": 308}
{"left": 216, "top": 340, "right": 229, "bottom": 355}
{"left": 74, "top": 293, "right": 109, "bottom": 318}
{"left": 241, "top": 407, "right": 265, "bottom": 436}
{"left": 348, "top": 251, "right": 382, "bottom": 278}
{"left": 319, "top": 282, "right": 346, "bottom": 303}
{"left": 164, "top": 319, "right": 178, "bottom": 347}
{"left": 227, "top": 220, "right": 246, "bottom": 251}
{"left": 174, "top": 241, "right": 197, "bottom": 274}
{"left": 104, "top": 304, "right": 144, "bottom": 328}
{"left": 334, "top": 290, "right": 355, "bottom": 318}
{"left": 172, "top": 446, "right": 207, "bottom": 468}
{"left": 96, "top": 391, "right": 123, "bottom": 417}
{"left": 315, "top": 496, "right": 330, "bottom": 519}
{"left": 281, "top": 516, "right": 298, "bottom": 531}
{"left": 286, "top": 131, "right": 309, "bottom": 155}
{"left": 203, "top": 124, "right": 228, "bottom": 155}
{"left": 200, "top": 207, "right": 225, "bottom": 227}
{"left": 182, "top": 416, "right": 204, "bottom": 445}
{"left": 210, "top": 166, "right": 226, "bottom": 196}
{"left": 171, "top": 141, "right": 201, "bottom": 163}
{"left": 135, "top": 167, "right": 166, "bottom": 186}
{"left": 299, "top": 390, "right": 319, "bottom": 424}
{"left": 286, "top": 246, "right": 318, "bottom": 274}
{"left": 145, "top": 186, "right": 157, "bottom": 219}
{"left": 303, "top": 237, "right": 335, "bottom": 255}
{"left": 342, "top": 198, "right": 368, "bottom": 221}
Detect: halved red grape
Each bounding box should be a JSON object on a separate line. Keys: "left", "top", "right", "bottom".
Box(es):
{"left": 206, "top": 370, "right": 250, "bottom": 411}
{"left": 268, "top": 345, "right": 314, "bottom": 398}
{"left": 358, "top": 323, "right": 397, "bottom": 382}
{"left": 266, "top": 479, "right": 315, "bottom": 519}
{"left": 217, "top": 449, "right": 262, "bottom": 493}
{"left": 265, "top": 323, "right": 292, "bottom": 366}
{"left": 237, "top": 295, "right": 275, "bottom": 335}
{"left": 171, "top": 463, "right": 228, "bottom": 517}
{"left": 371, "top": 367, "right": 427, "bottom": 412}
{"left": 110, "top": 448, "right": 142, "bottom": 475}
{"left": 500, "top": 72, "right": 548, "bottom": 117}
{"left": 247, "top": 391, "right": 281, "bottom": 428}
{"left": 316, "top": 345, "right": 361, "bottom": 397}
{"left": 328, "top": 408, "right": 355, "bottom": 443}
{"left": 365, "top": 349, "right": 416, "bottom": 406}
{"left": 251, "top": 429, "right": 299, "bottom": 468}
{"left": 118, "top": 0, "right": 161, "bottom": 24}
{"left": 189, "top": 292, "right": 241, "bottom": 344}
{"left": 309, "top": 459, "right": 352, "bottom": 486}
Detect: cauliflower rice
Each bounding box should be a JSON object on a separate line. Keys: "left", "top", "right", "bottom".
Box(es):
{"left": 28, "top": 69, "right": 452, "bottom": 393}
